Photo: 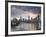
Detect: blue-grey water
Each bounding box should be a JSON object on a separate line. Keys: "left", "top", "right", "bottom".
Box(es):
{"left": 11, "top": 22, "right": 40, "bottom": 31}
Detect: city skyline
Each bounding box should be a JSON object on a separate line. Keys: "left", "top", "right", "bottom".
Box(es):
{"left": 11, "top": 5, "right": 41, "bottom": 20}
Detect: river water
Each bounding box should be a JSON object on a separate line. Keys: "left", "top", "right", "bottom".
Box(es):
{"left": 11, "top": 22, "right": 39, "bottom": 31}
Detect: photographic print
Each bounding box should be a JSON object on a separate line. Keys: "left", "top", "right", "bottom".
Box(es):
{"left": 6, "top": 1, "right": 45, "bottom": 35}
{"left": 11, "top": 5, "right": 41, "bottom": 31}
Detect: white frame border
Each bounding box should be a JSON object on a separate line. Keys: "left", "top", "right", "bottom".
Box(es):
{"left": 8, "top": 2, "right": 44, "bottom": 35}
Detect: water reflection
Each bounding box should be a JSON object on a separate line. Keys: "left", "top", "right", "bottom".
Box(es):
{"left": 11, "top": 22, "right": 41, "bottom": 31}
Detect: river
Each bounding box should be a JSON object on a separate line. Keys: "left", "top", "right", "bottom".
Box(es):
{"left": 11, "top": 22, "right": 40, "bottom": 31}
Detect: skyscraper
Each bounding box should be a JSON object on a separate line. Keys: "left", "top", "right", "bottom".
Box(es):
{"left": 28, "top": 16, "right": 30, "bottom": 20}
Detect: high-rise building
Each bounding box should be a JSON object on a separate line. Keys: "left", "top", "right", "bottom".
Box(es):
{"left": 19, "top": 16, "right": 22, "bottom": 21}
{"left": 28, "top": 16, "right": 30, "bottom": 20}
{"left": 23, "top": 18, "right": 24, "bottom": 21}
{"left": 31, "top": 17, "right": 32, "bottom": 20}
{"left": 20, "top": 16, "right": 22, "bottom": 19}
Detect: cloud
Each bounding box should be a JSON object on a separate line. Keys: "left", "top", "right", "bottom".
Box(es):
{"left": 11, "top": 5, "right": 41, "bottom": 20}
{"left": 11, "top": 6, "right": 25, "bottom": 17}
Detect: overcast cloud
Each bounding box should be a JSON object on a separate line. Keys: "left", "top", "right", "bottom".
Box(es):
{"left": 11, "top": 5, "right": 41, "bottom": 20}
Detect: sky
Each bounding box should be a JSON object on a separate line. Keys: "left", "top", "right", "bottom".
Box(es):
{"left": 11, "top": 5, "right": 41, "bottom": 20}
